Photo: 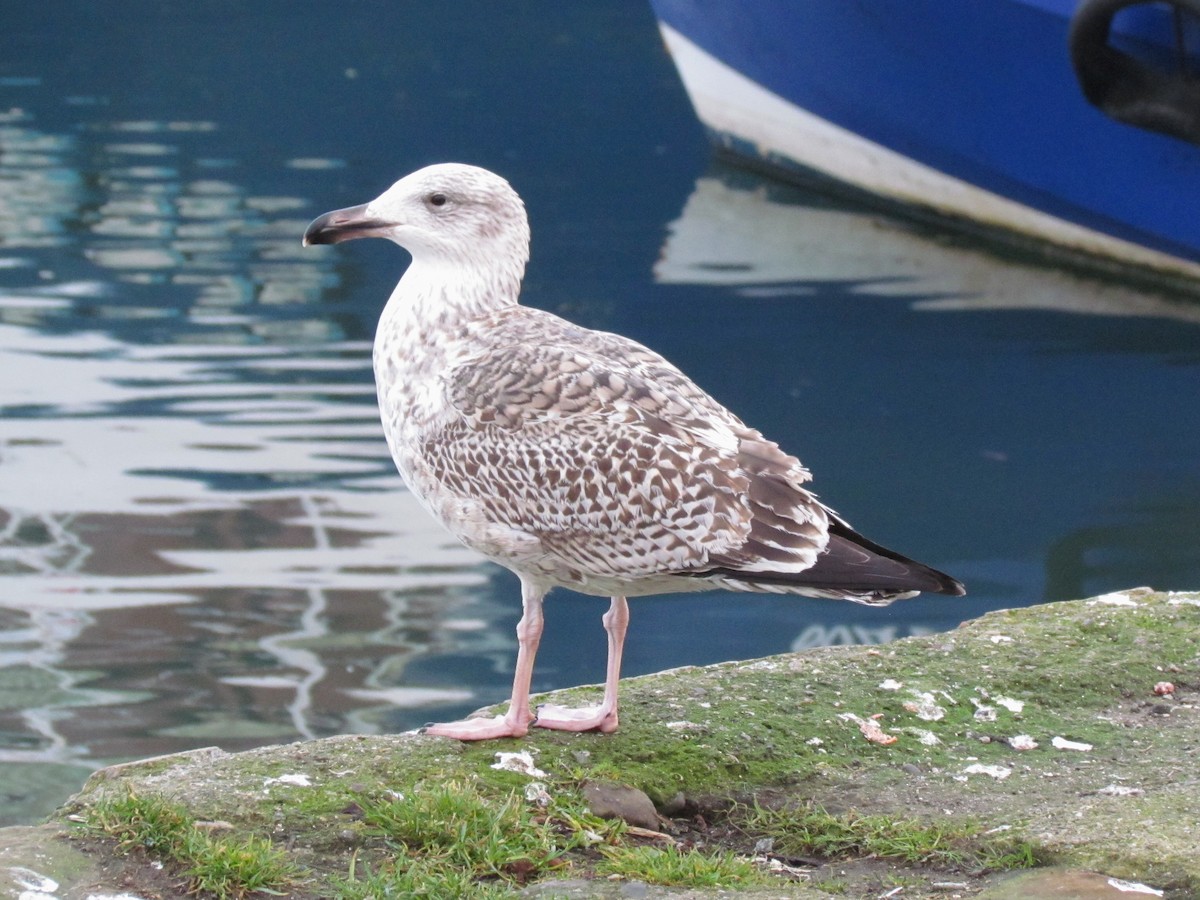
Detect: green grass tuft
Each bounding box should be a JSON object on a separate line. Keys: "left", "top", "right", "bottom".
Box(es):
{"left": 357, "top": 779, "right": 587, "bottom": 882}
{"left": 597, "top": 843, "right": 763, "bottom": 887}
{"left": 739, "top": 800, "right": 1041, "bottom": 871}
{"left": 185, "top": 834, "right": 298, "bottom": 898}
{"left": 335, "top": 854, "right": 518, "bottom": 899}
{"left": 85, "top": 790, "right": 299, "bottom": 899}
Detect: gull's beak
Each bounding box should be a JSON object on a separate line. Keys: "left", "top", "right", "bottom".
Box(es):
{"left": 302, "top": 203, "right": 390, "bottom": 246}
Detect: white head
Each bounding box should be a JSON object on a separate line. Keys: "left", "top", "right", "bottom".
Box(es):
{"left": 303, "top": 163, "right": 531, "bottom": 286}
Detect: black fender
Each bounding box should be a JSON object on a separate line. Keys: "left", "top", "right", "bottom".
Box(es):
{"left": 1069, "top": 0, "right": 1200, "bottom": 144}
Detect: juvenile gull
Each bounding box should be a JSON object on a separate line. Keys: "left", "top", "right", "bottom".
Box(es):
{"left": 303, "top": 163, "right": 965, "bottom": 741}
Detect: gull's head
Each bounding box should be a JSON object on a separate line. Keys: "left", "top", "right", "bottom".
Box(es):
{"left": 302, "top": 163, "right": 530, "bottom": 271}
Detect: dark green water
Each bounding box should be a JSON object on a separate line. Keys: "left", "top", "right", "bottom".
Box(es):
{"left": 1, "top": 2, "right": 1198, "bottom": 825}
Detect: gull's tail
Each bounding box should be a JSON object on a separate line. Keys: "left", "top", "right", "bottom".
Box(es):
{"left": 682, "top": 517, "right": 965, "bottom": 605}
{"left": 697, "top": 514, "right": 965, "bottom": 605}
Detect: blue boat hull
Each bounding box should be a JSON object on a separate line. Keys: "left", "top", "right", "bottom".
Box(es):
{"left": 650, "top": 0, "right": 1200, "bottom": 282}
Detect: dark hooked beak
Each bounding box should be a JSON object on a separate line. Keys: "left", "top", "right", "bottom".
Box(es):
{"left": 302, "top": 203, "right": 390, "bottom": 246}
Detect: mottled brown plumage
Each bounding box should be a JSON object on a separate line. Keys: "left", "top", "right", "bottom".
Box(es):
{"left": 303, "top": 163, "right": 964, "bottom": 740}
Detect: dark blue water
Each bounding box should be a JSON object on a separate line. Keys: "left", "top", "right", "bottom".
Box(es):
{"left": 2, "top": 2, "right": 1198, "bottom": 825}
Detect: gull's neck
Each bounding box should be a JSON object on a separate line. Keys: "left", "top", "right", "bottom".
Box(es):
{"left": 386, "top": 234, "right": 528, "bottom": 328}
{"left": 395, "top": 255, "right": 522, "bottom": 324}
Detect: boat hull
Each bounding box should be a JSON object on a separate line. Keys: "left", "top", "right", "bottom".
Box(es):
{"left": 650, "top": 0, "right": 1200, "bottom": 281}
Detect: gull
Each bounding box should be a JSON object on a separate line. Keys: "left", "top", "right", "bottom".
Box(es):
{"left": 303, "top": 163, "right": 965, "bottom": 741}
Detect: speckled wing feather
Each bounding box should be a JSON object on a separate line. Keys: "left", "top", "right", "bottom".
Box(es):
{"left": 421, "top": 308, "right": 831, "bottom": 590}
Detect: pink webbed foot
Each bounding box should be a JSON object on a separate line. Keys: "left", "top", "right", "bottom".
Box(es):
{"left": 421, "top": 591, "right": 628, "bottom": 740}
{"left": 533, "top": 596, "right": 627, "bottom": 734}
{"left": 421, "top": 710, "right": 533, "bottom": 741}
{"left": 534, "top": 701, "right": 619, "bottom": 734}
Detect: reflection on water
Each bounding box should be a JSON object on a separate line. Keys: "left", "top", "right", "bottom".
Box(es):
{"left": 0, "top": 97, "right": 501, "bottom": 824}
{"left": 657, "top": 169, "right": 1200, "bottom": 324}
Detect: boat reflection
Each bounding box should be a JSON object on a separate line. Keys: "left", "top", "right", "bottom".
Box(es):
{"left": 656, "top": 165, "right": 1200, "bottom": 323}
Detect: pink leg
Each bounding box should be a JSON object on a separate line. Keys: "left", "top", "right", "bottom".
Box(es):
{"left": 535, "top": 595, "right": 628, "bottom": 734}
{"left": 422, "top": 579, "right": 545, "bottom": 741}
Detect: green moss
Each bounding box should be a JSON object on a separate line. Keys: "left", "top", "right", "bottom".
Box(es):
{"left": 520, "top": 591, "right": 1198, "bottom": 805}
{"left": 55, "top": 591, "right": 1200, "bottom": 898}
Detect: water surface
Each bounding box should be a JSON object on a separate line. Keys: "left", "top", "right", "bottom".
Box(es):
{"left": 2, "top": 2, "right": 1199, "bottom": 825}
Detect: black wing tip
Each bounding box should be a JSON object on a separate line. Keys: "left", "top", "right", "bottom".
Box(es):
{"left": 679, "top": 518, "right": 967, "bottom": 599}
{"left": 820, "top": 518, "right": 966, "bottom": 597}
{"left": 939, "top": 574, "right": 968, "bottom": 597}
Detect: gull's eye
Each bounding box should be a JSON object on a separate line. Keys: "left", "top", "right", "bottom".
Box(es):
{"left": 427, "top": 192, "right": 448, "bottom": 208}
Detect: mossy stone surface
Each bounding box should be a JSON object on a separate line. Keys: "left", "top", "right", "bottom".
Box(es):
{"left": 1, "top": 589, "right": 1196, "bottom": 898}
